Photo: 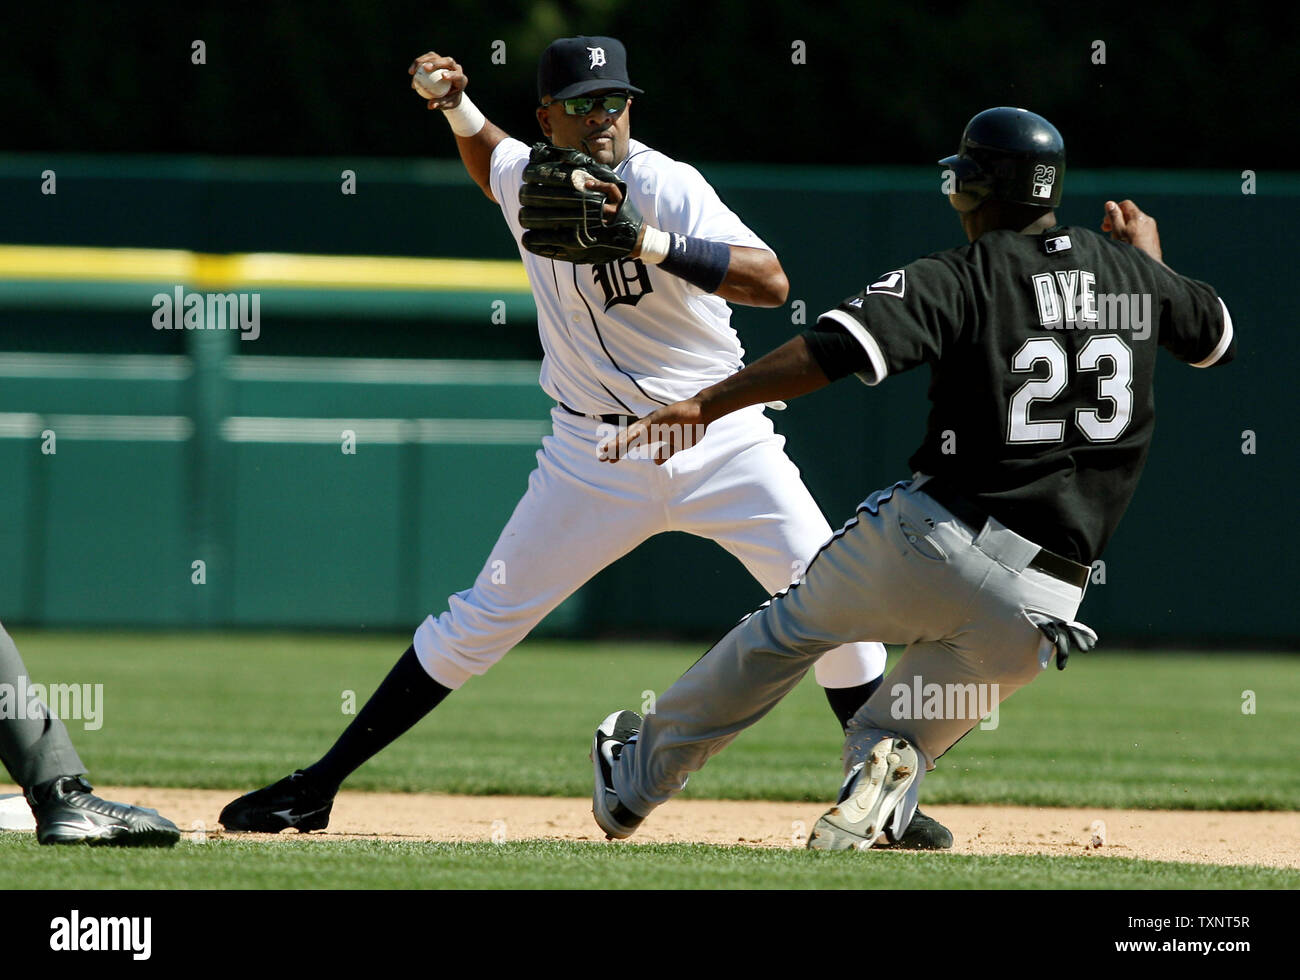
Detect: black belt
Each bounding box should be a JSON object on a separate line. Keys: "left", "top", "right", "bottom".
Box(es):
{"left": 558, "top": 401, "right": 637, "bottom": 426}
{"left": 917, "top": 479, "right": 1091, "bottom": 589}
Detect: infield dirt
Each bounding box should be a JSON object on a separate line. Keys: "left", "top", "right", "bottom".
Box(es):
{"left": 33, "top": 786, "right": 1298, "bottom": 869}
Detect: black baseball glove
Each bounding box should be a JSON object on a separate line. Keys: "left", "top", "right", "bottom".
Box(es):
{"left": 518, "top": 142, "right": 644, "bottom": 264}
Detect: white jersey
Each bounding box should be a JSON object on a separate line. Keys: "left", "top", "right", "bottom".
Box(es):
{"left": 489, "top": 137, "right": 772, "bottom": 417}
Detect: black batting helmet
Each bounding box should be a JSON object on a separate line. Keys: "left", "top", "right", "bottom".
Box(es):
{"left": 939, "top": 107, "right": 1065, "bottom": 210}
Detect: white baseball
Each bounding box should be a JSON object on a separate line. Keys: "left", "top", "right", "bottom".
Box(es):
{"left": 570, "top": 168, "right": 594, "bottom": 191}
{"left": 413, "top": 67, "right": 452, "bottom": 99}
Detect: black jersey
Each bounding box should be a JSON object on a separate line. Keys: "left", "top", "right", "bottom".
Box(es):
{"left": 811, "top": 226, "right": 1235, "bottom": 564}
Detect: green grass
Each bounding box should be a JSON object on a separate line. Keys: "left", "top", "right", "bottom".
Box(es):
{"left": 2, "top": 835, "right": 1294, "bottom": 890}
{"left": 9, "top": 631, "right": 1300, "bottom": 810}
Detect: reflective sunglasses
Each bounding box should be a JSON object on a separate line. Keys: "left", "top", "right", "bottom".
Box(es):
{"left": 542, "top": 93, "right": 630, "bottom": 116}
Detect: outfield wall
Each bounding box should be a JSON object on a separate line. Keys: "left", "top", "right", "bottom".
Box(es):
{"left": 0, "top": 156, "right": 1294, "bottom": 644}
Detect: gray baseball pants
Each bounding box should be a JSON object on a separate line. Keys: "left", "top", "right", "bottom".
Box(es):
{"left": 0, "top": 621, "right": 84, "bottom": 790}
{"left": 611, "top": 477, "right": 1086, "bottom": 833}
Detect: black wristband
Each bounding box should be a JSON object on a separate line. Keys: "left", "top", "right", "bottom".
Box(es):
{"left": 658, "top": 234, "right": 731, "bottom": 293}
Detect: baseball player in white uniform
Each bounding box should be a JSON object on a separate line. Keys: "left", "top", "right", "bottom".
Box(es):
{"left": 220, "top": 35, "right": 950, "bottom": 849}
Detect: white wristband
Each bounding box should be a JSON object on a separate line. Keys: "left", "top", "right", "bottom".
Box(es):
{"left": 443, "top": 93, "right": 486, "bottom": 138}
{"left": 638, "top": 225, "right": 671, "bottom": 265}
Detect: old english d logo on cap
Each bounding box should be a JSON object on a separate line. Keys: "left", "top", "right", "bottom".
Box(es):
{"left": 538, "top": 36, "right": 644, "bottom": 101}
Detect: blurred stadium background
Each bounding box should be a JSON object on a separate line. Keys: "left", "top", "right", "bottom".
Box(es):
{"left": 1, "top": 1, "right": 1295, "bottom": 647}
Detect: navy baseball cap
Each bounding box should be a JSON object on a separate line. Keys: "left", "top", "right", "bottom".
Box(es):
{"left": 537, "top": 36, "right": 643, "bottom": 101}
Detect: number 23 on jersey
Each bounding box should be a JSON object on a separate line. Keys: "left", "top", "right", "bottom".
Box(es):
{"left": 1008, "top": 335, "right": 1134, "bottom": 444}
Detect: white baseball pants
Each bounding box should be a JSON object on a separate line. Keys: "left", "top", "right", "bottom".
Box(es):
{"left": 414, "top": 404, "right": 885, "bottom": 690}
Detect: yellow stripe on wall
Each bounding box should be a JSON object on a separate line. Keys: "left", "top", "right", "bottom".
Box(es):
{"left": 0, "top": 246, "right": 193, "bottom": 283}
{"left": 0, "top": 245, "right": 530, "bottom": 293}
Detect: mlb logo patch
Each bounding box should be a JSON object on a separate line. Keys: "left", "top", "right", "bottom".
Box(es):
{"left": 1044, "top": 235, "right": 1072, "bottom": 254}
{"left": 865, "top": 270, "right": 906, "bottom": 297}
{"left": 1031, "top": 164, "right": 1056, "bottom": 201}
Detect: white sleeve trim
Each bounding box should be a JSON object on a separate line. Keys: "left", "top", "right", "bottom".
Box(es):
{"left": 1192, "top": 297, "right": 1234, "bottom": 368}
{"left": 820, "top": 308, "right": 889, "bottom": 386}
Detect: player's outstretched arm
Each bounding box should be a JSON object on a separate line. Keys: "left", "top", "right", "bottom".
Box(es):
{"left": 710, "top": 246, "right": 789, "bottom": 308}
{"left": 409, "top": 51, "right": 508, "bottom": 202}
{"left": 600, "top": 335, "right": 830, "bottom": 464}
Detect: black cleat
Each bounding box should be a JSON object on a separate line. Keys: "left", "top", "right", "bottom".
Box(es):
{"left": 219, "top": 770, "right": 333, "bottom": 833}
{"left": 27, "top": 776, "right": 181, "bottom": 847}
{"left": 591, "top": 710, "right": 645, "bottom": 840}
{"left": 874, "top": 807, "right": 954, "bottom": 850}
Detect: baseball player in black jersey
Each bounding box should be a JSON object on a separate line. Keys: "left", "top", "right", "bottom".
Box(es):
{"left": 589, "top": 107, "right": 1236, "bottom": 848}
